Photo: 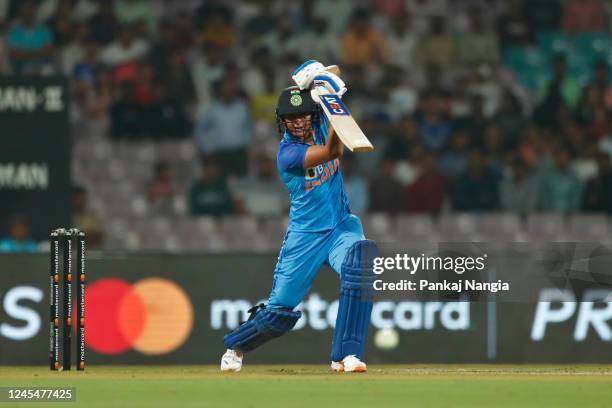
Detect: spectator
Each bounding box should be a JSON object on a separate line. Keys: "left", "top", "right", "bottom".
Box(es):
{"left": 195, "top": 7, "right": 235, "bottom": 49}
{"left": 384, "top": 65, "right": 419, "bottom": 122}
{"left": 301, "top": 18, "right": 340, "bottom": 62}
{"left": 47, "top": 0, "right": 75, "bottom": 47}
{"left": 457, "top": 8, "right": 500, "bottom": 66}
{"left": 384, "top": 115, "right": 419, "bottom": 160}
{"left": 493, "top": 90, "right": 527, "bottom": 149}
{"left": 406, "top": 150, "right": 447, "bottom": 214}
{"left": 313, "top": 0, "right": 357, "bottom": 33}
{"left": 448, "top": 77, "right": 472, "bottom": 119}
{"left": 438, "top": 129, "right": 470, "bottom": 179}
{"left": 147, "top": 162, "right": 175, "bottom": 214}
{"left": 451, "top": 150, "right": 499, "bottom": 211}
{"left": 536, "top": 54, "right": 581, "bottom": 128}
{"left": 405, "top": 0, "right": 448, "bottom": 34}
{"left": 148, "top": 20, "right": 179, "bottom": 73}
{"left": 583, "top": 153, "right": 612, "bottom": 212}
{"left": 564, "top": 120, "right": 586, "bottom": 158}
{"left": 260, "top": 17, "right": 306, "bottom": 59}
{"left": 114, "top": 0, "right": 158, "bottom": 35}
{"left": 562, "top": 0, "right": 605, "bottom": 33}
{"left": 417, "top": 93, "right": 452, "bottom": 150}
{"left": 72, "top": 61, "right": 112, "bottom": 123}
{"left": 416, "top": 16, "right": 456, "bottom": 68}
{"left": 7, "top": 0, "right": 54, "bottom": 74}
{"left": 194, "top": 75, "right": 253, "bottom": 176}
{"left": 341, "top": 8, "right": 390, "bottom": 67}
{"left": 589, "top": 60, "right": 612, "bottom": 110}
{"left": 73, "top": 39, "right": 104, "bottom": 86}
{"left": 148, "top": 83, "right": 191, "bottom": 139}
{"left": 576, "top": 85, "right": 601, "bottom": 127}
{"left": 0, "top": 215, "right": 39, "bottom": 253}
{"left": 190, "top": 43, "right": 226, "bottom": 108}
{"left": 162, "top": 50, "right": 196, "bottom": 103}
{"left": 453, "top": 94, "right": 488, "bottom": 147}
{"left": 393, "top": 143, "right": 426, "bottom": 187}
{"left": 110, "top": 82, "right": 144, "bottom": 138}
{"left": 133, "top": 62, "right": 156, "bottom": 107}
{"left": 342, "top": 155, "right": 368, "bottom": 216}
{"left": 242, "top": 47, "right": 275, "bottom": 102}
{"left": 497, "top": 0, "right": 535, "bottom": 48}
{"left": 60, "top": 22, "right": 90, "bottom": 75}
{"left": 500, "top": 158, "right": 540, "bottom": 214}
{"left": 72, "top": 0, "right": 100, "bottom": 22}
{"left": 189, "top": 159, "right": 237, "bottom": 216}
{"left": 371, "top": 0, "right": 405, "bottom": 17}
{"left": 72, "top": 186, "right": 105, "bottom": 248}
{"left": 467, "top": 65, "right": 503, "bottom": 118}
{"left": 369, "top": 158, "right": 404, "bottom": 214}
{"left": 571, "top": 142, "right": 599, "bottom": 181}
{"left": 99, "top": 24, "right": 149, "bottom": 69}
{"left": 518, "top": 124, "right": 548, "bottom": 167}
{"left": 387, "top": 11, "right": 418, "bottom": 70}
{"left": 232, "top": 156, "right": 286, "bottom": 217}
{"left": 250, "top": 74, "right": 278, "bottom": 124}
{"left": 88, "top": 1, "right": 119, "bottom": 45}
{"left": 482, "top": 124, "right": 505, "bottom": 177}
{"left": 587, "top": 107, "right": 609, "bottom": 140}
{"left": 539, "top": 148, "right": 583, "bottom": 213}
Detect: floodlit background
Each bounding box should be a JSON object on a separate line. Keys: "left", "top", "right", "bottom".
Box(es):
{"left": 1, "top": 0, "right": 612, "bottom": 251}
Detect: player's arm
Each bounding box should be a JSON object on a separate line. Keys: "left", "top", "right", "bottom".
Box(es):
{"left": 303, "top": 123, "right": 343, "bottom": 168}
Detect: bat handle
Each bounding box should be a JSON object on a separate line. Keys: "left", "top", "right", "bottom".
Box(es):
{"left": 325, "top": 65, "right": 341, "bottom": 76}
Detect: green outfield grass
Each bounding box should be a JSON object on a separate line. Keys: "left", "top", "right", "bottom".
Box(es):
{"left": 1, "top": 365, "right": 611, "bottom": 408}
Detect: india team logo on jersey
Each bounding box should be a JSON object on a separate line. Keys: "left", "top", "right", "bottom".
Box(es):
{"left": 305, "top": 159, "right": 340, "bottom": 192}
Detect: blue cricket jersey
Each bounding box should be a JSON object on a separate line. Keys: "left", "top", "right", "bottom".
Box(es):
{"left": 277, "top": 115, "right": 351, "bottom": 232}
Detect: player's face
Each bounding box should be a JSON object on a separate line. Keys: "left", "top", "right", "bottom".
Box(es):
{"left": 283, "top": 114, "right": 313, "bottom": 139}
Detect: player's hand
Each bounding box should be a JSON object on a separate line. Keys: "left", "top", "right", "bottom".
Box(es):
{"left": 310, "top": 71, "right": 346, "bottom": 104}
{"left": 312, "top": 72, "right": 346, "bottom": 97}
{"left": 292, "top": 59, "right": 326, "bottom": 90}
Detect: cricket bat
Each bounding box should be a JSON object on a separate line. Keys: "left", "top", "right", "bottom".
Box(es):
{"left": 315, "top": 65, "right": 374, "bottom": 153}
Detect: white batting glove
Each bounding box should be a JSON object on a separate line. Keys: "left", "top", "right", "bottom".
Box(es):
{"left": 310, "top": 86, "right": 324, "bottom": 104}
{"left": 312, "top": 71, "right": 346, "bottom": 97}
{"left": 310, "top": 82, "right": 347, "bottom": 105}
{"left": 292, "top": 59, "right": 326, "bottom": 90}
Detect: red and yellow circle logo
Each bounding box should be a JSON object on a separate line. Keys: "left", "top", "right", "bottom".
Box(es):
{"left": 86, "top": 277, "right": 193, "bottom": 355}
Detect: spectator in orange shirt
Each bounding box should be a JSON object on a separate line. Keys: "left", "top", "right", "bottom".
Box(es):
{"left": 341, "top": 8, "right": 390, "bottom": 67}
{"left": 562, "top": 0, "right": 605, "bottom": 33}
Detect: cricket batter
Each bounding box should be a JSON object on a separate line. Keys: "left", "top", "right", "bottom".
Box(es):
{"left": 221, "top": 61, "right": 378, "bottom": 372}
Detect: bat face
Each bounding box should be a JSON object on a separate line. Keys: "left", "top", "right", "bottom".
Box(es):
{"left": 320, "top": 94, "right": 350, "bottom": 116}
{"left": 318, "top": 94, "right": 374, "bottom": 153}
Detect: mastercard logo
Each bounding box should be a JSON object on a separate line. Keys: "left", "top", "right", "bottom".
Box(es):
{"left": 86, "top": 277, "right": 193, "bottom": 355}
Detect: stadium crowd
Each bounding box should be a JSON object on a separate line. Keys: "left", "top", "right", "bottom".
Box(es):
{"left": 1, "top": 0, "right": 612, "bottom": 249}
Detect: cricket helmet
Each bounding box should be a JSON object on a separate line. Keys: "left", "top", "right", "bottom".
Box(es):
{"left": 275, "top": 86, "right": 319, "bottom": 135}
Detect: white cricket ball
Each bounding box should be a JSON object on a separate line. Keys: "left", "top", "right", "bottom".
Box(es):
{"left": 374, "top": 328, "right": 399, "bottom": 350}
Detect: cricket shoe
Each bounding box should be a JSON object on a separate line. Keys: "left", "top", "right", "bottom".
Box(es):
{"left": 220, "top": 349, "right": 243, "bottom": 372}
{"left": 330, "top": 355, "right": 367, "bottom": 373}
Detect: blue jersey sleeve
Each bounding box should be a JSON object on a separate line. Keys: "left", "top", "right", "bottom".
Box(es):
{"left": 278, "top": 142, "right": 309, "bottom": 171}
